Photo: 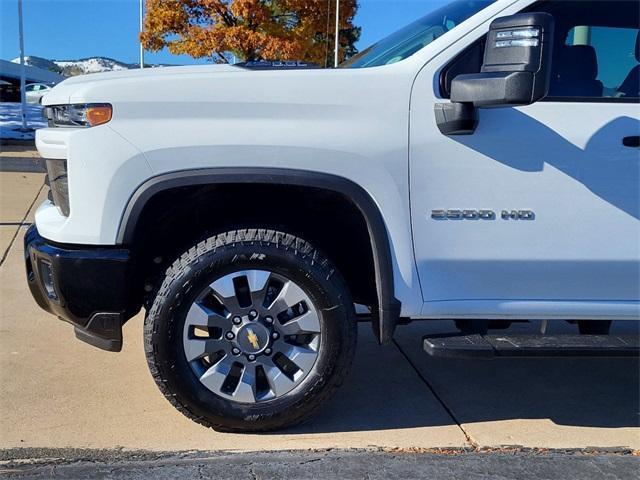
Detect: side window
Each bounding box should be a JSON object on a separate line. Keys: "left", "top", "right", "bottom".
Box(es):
{"left": 439, "top": 37, "right": 485, "bottom": 98}
{"left": 548, "top": 26, "right": 639, "bottom": 100}
{"left": 440, "top": 1, "right": 639, "bottom": 102}
{"left": 25, "top": 85, "right": 34, "bottom": 92}
{"left": 537, "top": 0, "right": 639, "bottom": 102}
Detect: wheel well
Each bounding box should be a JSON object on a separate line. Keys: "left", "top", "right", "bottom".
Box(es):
{"left": 129, "top": 183, "right": 378, "bottom": 309}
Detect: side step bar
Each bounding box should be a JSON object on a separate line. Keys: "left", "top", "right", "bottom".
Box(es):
{"left": 423, "top": 334, "right": 640, "bottom": 358}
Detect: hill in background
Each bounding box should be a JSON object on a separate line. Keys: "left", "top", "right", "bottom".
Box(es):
{"left": 11, "top": 55, "right": 172, "bottom": 76}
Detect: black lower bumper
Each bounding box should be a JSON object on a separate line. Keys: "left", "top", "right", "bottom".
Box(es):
{"left": 24, "top": 225, "right": 140, "bottom": 352}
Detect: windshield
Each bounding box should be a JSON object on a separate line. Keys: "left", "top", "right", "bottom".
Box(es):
{"left": 341, "top": 0, "right": 495, "bottom": 68}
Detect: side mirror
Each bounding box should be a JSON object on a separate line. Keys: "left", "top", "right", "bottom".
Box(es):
{"left": 436, "top": 12, "right": 555, "bottom": 135}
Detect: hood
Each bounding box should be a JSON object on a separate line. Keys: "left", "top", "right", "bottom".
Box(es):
{"left": 42, "top": 64, "right": 241, "bottom": 105}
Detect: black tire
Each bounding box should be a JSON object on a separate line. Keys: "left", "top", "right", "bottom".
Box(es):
{"left": 578, "top": 320, "right": 612, "bottom": 335}
{"left": 144, "top": 228, "right": 357, "bottom": 432}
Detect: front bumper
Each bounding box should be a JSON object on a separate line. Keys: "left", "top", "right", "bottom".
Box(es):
{"left": 24, "top": 225, "right": 140, "bottom": 351}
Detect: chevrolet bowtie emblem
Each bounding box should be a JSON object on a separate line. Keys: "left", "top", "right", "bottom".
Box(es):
{"left": 246, "top": 328, "right": 260, "bottom": 350}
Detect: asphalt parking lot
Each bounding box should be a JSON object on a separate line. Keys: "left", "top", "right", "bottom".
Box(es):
{"left": 1, "top": 153, "right": 638, "bottom": 477}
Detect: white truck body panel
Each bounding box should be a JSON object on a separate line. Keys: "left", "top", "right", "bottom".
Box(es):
{"left": 34, "top": 0, "right": 640, "bottom": 320}
{"left": 410, "top": 0, "right": 640, "bottom": 319}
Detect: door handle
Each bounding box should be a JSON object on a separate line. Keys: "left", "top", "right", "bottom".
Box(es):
{"left": 622, "top": 136, "right": 640, "bottom": 147}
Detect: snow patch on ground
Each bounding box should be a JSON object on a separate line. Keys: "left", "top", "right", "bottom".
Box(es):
{"left": 0, "top": 103, "right": 47, "bottom": 141}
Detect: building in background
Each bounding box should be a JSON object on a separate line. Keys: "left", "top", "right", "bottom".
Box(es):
{"left": 0, "top": 59, "right": 64, "bottom": 102}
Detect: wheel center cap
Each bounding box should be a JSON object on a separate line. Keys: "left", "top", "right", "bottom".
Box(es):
{"left": 236, "top": 323, "right": 270, "bottom": 354}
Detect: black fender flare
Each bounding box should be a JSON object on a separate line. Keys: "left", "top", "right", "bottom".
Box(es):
{"left": 117, "top": 168, "right": 401, "bottom": 343}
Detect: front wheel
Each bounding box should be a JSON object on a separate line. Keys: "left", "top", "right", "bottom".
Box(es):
{"left": 144, "top": 229, "right": 357, "bottom": 432}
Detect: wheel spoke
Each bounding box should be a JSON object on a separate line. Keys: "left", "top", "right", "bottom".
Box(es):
{"left": 185, "top": 302, "right": 229, "bottom": 329}
{"left": 244, "top": 270, "right": 271, "bottom": 295}
{"left": 184, "top": 338, "right": 224, "bottom": 362}
{"left": 268, "top": 280, "right": 308, "bottom": 314}
{"left": 262, "top": 357, "right": 296, "bottom": 396}
{"left": 210, "top": 270, "right": 271, "bottom": 310}
{"left": 281, "top": 344, "right": 317, "bottom": 374}
{"left": 277, "top": 310, "right": 321, "bottom": 335}
{"left": 209, "top": 275, "right": 237, "bottom": 299}
{"left": 199, "top": 355, "right": 235, "bottom": 394}
{"left": 233, "top": 363, "right": 258, "bottom": 403}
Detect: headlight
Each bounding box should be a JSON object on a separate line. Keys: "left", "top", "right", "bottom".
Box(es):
{"left": 44, "top": 104, "right": 112, "bottom": 128}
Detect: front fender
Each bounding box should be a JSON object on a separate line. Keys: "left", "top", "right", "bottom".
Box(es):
{"left": 117, "top": 168, "right": 401, "bottom": 343}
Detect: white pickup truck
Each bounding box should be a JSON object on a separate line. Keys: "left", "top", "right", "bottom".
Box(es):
{"left": 26, "top": 0, "right": 639, "bottom": 432}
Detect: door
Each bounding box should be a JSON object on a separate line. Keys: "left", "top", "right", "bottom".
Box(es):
{"left": 410, "top": 0, "right": 640, "bottom": 318}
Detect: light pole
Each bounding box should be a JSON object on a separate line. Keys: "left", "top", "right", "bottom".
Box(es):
{"left": 139, "top": 0, "right": 145, "bottom": 68}
{"left": 17, "top": 0, "right": 29, "bottom": 131}
{"left": 334, "top": 0, "right": 340, "bottom": 67}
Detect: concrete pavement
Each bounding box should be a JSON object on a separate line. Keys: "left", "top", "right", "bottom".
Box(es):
{"left": 0, "top": 146, "right": 40, "bottom": 159}
{"left": 0, "top": 171, "right": 45, "bottom": 262}
{"left": 396, "top": 322, "right": 640, "bottom": 449}
{"left": 1, "top": 229, "right": 465, "bottom": 451}
{"left": 0, "top": 166, "right": 638, "bottom": 462}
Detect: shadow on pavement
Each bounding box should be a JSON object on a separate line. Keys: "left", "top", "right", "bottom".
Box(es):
{"left": 0, "top": 157, "right": 44, "bottom": 173}
{"left": 277, "top": 326, "right": 458, "bottom": 434}
{"left": 281, "top": 321, "right": 639, "bottom": 434}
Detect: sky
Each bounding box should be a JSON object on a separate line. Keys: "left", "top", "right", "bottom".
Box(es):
{"left": 0, "top": 0, "right": 447, "bottom": 65}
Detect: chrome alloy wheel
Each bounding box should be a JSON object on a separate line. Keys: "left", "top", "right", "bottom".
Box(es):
{"left": 182, "top": 270, "right": 321, "bottom": 404}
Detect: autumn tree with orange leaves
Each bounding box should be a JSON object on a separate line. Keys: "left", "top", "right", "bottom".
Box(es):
{"left": 141, "top": 0, "right": 360, "bottom": 67}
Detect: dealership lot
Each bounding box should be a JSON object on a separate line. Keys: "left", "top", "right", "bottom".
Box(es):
{"left": 1, "top": 165, "right": 638, "bottom": 457}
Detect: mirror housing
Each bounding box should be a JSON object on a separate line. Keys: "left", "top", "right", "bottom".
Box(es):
{"left": 436, "top": 12, "right": 554, "bottom": 135}
{"left": 452, "top": 13, "right": 554, "bottom": 107}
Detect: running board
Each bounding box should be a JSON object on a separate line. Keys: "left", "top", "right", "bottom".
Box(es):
{"left": 423, "top": 334, "right": 640, "bottom": 358}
